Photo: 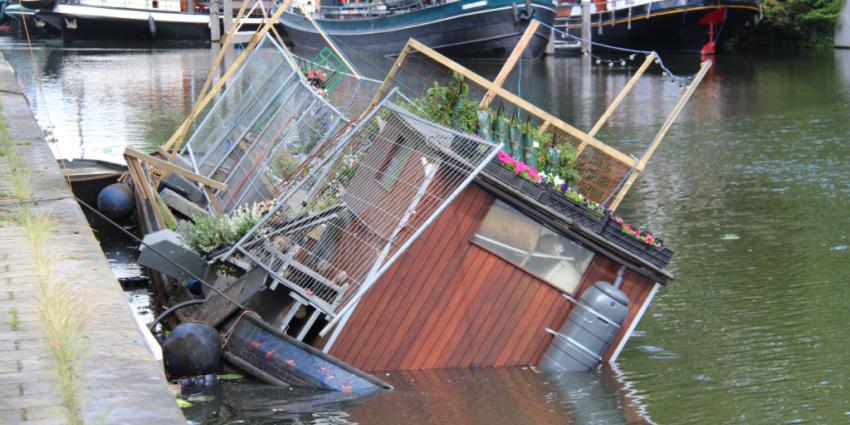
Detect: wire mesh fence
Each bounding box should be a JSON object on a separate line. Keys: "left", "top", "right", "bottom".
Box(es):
{"left": 181, "top": 34, "right": 360, "bottom": 213}
{"left": 293, "top": 52, "right": 382, "bottom": 121}
{"left": 230, "top": 92, "right": 500, "bottom": 317}
{"left": 368, "top": 40, "right": 646, "bottom": 206}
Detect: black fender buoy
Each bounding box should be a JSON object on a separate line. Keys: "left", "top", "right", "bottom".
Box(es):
{"left": 162, "top": 323, "right": 221, "bottom": 378}
{"left": 96, "top": 182, "right": 134, "bottom": 221}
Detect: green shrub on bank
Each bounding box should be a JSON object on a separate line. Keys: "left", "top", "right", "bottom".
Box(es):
{"left": 739, "top": 0, "right": 841, "bottom": 47}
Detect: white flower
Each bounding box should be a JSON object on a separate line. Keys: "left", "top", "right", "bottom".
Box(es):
{"left": 553, "top": 175, "right": 565, "bottom": 186}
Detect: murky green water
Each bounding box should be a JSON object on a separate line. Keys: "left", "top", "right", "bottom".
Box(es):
{"left": 5, "top": 35, "right": 850, "bottom": 424}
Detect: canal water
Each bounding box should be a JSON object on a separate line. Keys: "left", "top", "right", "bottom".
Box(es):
{"left": 3, "top": 36, "right": 850, "bottom": 424}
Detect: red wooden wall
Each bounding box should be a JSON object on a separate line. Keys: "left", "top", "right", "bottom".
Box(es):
{"left": 327, "top": 183, "right": 660, "bottom": 371}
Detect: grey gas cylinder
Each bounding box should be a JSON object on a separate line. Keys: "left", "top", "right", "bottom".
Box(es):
{"left": 539, "top": 280, "right": 629, "bottom": 372}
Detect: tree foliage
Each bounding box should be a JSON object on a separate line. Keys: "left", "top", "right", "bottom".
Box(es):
{"left": 743, "top": 0, "right": 841, "bottom": 46}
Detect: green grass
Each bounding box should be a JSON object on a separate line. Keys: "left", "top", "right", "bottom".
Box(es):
{"left": 36, "top": 275, "right": 86, "bottom": 425}
{"left": 5, "top": 149, "right": 21, "bottom": 171}
{"left": 16, "top": 207, "right": 86, "bottom": 425}
{"left": 8, "top": 171, "right": 31, "bottom": 201}
{"left": 16, "top": 208, "right": 52, "bottom": 277}
{"left": 9, "top": 307, "right": 19, "bottom": 331}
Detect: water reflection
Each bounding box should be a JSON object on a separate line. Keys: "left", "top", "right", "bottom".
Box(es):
{"left": 179, "top": 366, "right": 654, "bottom": 425}
{"left": 0, "top": 37, "right": 211, "bottom": 162}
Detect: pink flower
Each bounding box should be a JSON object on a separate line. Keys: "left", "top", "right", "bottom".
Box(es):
{"left": 497, "top": 150, "right": 512, "bottom": 163}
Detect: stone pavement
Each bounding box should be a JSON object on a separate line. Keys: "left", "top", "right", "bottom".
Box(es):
{"left": 0, "top": 53, "right": 185, "bottom": 424}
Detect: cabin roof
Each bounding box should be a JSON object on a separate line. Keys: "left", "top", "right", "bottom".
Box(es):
{"left": 476, "top": 163, "right": 675, "bottom": 284}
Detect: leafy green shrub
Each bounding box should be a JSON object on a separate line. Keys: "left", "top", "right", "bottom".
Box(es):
{"left": 185, "top": 202, "right": 271, "bottom": 255}
{"left": 737, "top": 0, "right": 840, "bottom": 47}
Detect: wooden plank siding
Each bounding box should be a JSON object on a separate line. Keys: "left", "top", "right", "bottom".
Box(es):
{"left": 327, "top": 182, "right": 660, "bottom": 371}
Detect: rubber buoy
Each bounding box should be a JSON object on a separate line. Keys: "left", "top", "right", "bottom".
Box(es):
{"left": 162, "top": 323, "right": 221, "bottom": 378}
{"left": 96, "top": 182, "right": 134, "bottom": 221}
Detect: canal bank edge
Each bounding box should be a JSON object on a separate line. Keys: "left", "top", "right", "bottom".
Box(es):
{"left": 0, "top": 53, "right": 185, "bottom": 424}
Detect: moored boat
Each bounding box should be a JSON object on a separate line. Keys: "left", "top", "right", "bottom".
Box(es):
{"left": 280, "top": 0, "right": 557, "bottom": 59}
{"left": 555, "top": 0, "right": 761, "bottom": 54}
{"left": 24, "top": 0, "right": 267, "bottom": 41}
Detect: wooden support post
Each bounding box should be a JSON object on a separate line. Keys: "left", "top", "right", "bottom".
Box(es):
{"left": 407, "top": 38, "right": 637, "bottom": 167}
{"left": 160, "top": 0, "right": 293, "bottom": 157}
{"left": 222, "top": 0, "right": 233, "bottom": 37}
{"left": 588, "top": 52, "right": 656, "bottom": 137}
{"left": 581, "top": 0, "right": 591, "bottom": 55}
{"left": 608, "top": 60, "right": 712, "bottom": 210}
{"left": 302, "top": 10, "right": 362, "bottom": 79}
{"left": 479, "top": 19, "right": 541, "bottom": 108}
{"left": 209, "top": 0, "right": 221, "bottom": 42}
{"left": 358, "top": 42, "right": 411, "bottom": 121}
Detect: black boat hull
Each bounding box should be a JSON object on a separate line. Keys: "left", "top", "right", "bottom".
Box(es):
{"left": 47, "top": 15, "right": 209, "bottom": 40}
{"left": 34, "top": 5, "right": 265, "bottom": 41}
{"left": 557, "top": 2, "right": 760, "bottom": 52}
{"left": 281, "top": 1, "right": 556, "bottom": 59}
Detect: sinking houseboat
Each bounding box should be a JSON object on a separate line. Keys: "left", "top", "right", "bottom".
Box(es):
{"left": 120, "top": 18, "right": 709, "bottom": 391}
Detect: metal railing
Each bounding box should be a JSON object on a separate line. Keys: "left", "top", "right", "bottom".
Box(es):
{"left": 65, "top": 0, "right": 185, "bottom": 12}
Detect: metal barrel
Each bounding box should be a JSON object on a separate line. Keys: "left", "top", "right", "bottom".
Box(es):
{"left": 539, "top": 280, "right": 629, "bottom": 372}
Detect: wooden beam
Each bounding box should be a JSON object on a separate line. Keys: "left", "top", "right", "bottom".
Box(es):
{"left": 608, "top": 60, "right": 712, "bottom": 210}
{"left": 124, "top": 147, "right": 228, "bottom": 192}
{"left": 126, "top": 157, "right": 166, "bottom": 229}
{"left": 407, "top": 38, "right": 637, "bottom": 167}
{"left": 588, "top": 52, "right": 656, "bottom": 137}
{"left": 125, "top": 157, "right": 148, "bottom": 201}
{"left": 358, "top": 42, "right": 411, "bottom": 122}
{"left": 479, "top": 19, "right": 541, "bottom": 108}
{"left": 205, "top": 186, "right": 223, "bottom": 215}
{"left": 301, "top": 9, "right": 362, "bottom": 80}
{"left": 257, "top": 0, "right": 298, "bottom": 66}
{"left": 160, "top": 0, "right": 293, "bottom": 156}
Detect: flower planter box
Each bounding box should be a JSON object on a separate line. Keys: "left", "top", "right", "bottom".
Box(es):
{"left": 484, "top": 162, "right": 548, "bottom": 202}
{"left": 484, "top": 160, "right": 674, "bottom": 269}
{"left": 600, "top": 219, "right": 674, "bottom": 269}
{"left": 542, "top": 190, "right": 606, "bottom": 233}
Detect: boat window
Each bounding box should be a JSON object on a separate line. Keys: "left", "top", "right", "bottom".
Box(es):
{"left": 472, "top": 199, "right": 594, "bottom": 294}
{"left": 376, "top": 135, "right": 414, "bottom": 189}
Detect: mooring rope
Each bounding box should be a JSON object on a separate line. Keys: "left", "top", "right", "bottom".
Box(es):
{"left": 538, "top": 21, "right": 699, "bottom": 82}
{"left": 74, "top": 196, "right": 247, "bottom": 311}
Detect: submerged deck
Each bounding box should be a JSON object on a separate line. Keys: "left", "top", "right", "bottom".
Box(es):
{"left": 0, "top": 54, "right": 185, "bottom": 424}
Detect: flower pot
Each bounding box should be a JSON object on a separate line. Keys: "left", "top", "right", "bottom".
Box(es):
{"left": 600, "top": 219, "right": 674, "bottom": 268}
